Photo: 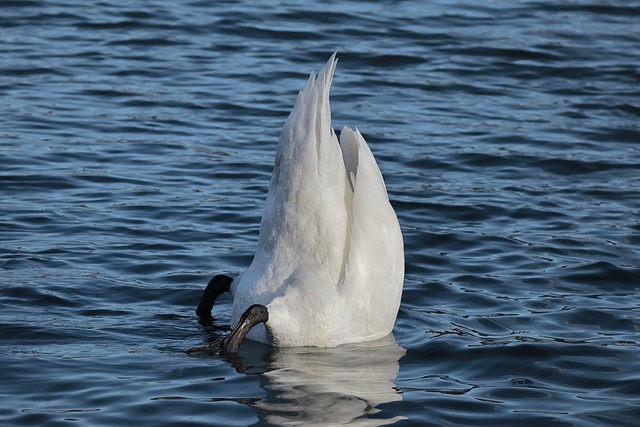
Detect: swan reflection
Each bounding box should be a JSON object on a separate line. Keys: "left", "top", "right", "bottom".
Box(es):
{"left": 248, "top": 335, "right": 406, "bottom": 426}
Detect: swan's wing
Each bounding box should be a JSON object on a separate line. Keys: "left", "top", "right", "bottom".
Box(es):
{"left": 340, "top": 126, "right": 404, "bottom": 339}
{"left": 239, "top": 54, "right": 349, "bottom": 295}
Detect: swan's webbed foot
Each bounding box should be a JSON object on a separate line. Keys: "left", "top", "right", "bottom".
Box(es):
{"left": 220, "top": 304, "right": 269, "bottom": 354}
{"left": 187, "top": 304, "right": 268, "bottom": 356}
{"left": 186, "top": 342, "right": 220, "bottom": 356}
{"left": 196, "top": 274, "right": 232, "bottom": 317}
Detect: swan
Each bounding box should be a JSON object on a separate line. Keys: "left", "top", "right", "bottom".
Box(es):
{"left": 192, "top": 53, "right": 404, "bottom": 354}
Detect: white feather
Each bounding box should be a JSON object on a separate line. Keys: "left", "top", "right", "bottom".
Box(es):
{"left": 230, "top": 53, "right": 404, "bottom": 347}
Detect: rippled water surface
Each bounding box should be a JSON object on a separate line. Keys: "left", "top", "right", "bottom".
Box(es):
{"left": 2, "top": 1, "right": 640, "bottom": 426}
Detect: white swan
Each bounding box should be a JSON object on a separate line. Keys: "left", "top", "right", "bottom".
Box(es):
{"left": 193, "top": 53, "right": 404, "bottom": 352}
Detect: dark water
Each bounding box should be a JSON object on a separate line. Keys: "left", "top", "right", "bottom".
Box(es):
{"left": 2, "top": 0, "right": 639, "bottom": 425}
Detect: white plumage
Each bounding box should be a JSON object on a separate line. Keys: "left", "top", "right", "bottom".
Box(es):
{"left": 229, "top": 53, "right": 404, "bottom": 347}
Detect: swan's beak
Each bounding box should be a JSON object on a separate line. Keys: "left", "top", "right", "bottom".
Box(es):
{"left": 220, "top": 304, "right": 269, "bottom": 354}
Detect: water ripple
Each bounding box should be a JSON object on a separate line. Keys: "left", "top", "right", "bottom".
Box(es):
{"left": 1, "top": 0, "right": 639, "bottom": 426}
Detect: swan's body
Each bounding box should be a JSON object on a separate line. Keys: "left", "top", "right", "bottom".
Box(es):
{"left": 197, "top": 54, "right": 403, "bottom": 350}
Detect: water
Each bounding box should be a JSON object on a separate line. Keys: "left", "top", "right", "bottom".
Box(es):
{"left": 1, "top": 0, "right": 639, "bottom": 425}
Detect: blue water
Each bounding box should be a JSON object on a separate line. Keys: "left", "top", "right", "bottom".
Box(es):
{"left": 2, "top": 1, "right": 639, "bottom": 425}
